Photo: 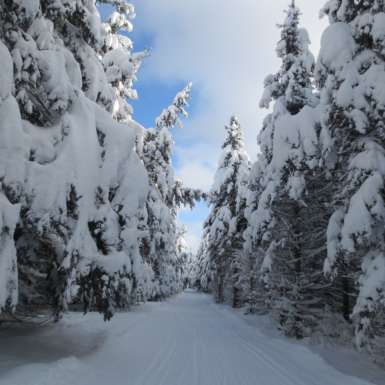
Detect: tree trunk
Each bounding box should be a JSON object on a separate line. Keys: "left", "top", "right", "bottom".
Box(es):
{"left": 217, "top": 272, "right": 225, "bottom": 303}
{"left": 342, "top": 276, "right": 351, "bottom": 322}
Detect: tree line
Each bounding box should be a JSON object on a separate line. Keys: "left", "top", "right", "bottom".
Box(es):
{"left": 195, "top": 0, "right": 385, "bottom": 362}
{"left": 0, "top": 0, "right": 201, "bottom": 322}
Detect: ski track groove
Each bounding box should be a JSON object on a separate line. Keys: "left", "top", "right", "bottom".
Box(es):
{"left": 234, "top": 333, "right": 303, "bottom": 385}
{"left": 157, "top": 308, "right": 183, "bottom": 385}
{"left": 210, "top": 304, "right": 301, "bottom": 385}
{"left": 134, "top": 328, "right": 175, "bottom": 385}
{"left": 153, "top": 339, "right": 177, "bottom": 385}
{"left": 192, "top": 317, "right": 200, "bottom": 385}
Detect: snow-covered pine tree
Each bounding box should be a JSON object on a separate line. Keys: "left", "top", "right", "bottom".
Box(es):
{"left": 143, "top": 83, "right": 192, "bottom": 204}
{"left": 100, "top": 0, "right": 147, "bottom": 122}
{"left": 175, "top": 225, "right": 194, "bottom": 290}
{"left": 195, "top": 233, "right": 212, "bottom": 292}
{"left": 0, "top": 0, "right": 151, "bottom": 321}
{"left": 230, "top": 150, "right": 251, "bottom": 309}
{"left": 140, "top": 84, "right": 195, "bottom": 300}
{"left": 317, "top": 0, "right": 385, "bottom": 354}
{"left": 0, "top": 0, "right": 95, "bottom": 317}
{"left": 41, "top": 0, "right": 116, "bottom": 112}
{"left": 203, "top": 116, "right": 250, "bottom": 306}
{"left": 241, "top": 159, "right": 268, "bottom": 314}
{"left": 252, "top": 1, "right": 331, "bottom": 337}
{"left": 76, "top": 1, "right": 155, "bottom": 315}
{"left": 251, "top": 2, "right": 315, "bottom": 302}
{"left": 259, "top": 0, "right": 317, "bottom": 115}
{"left": 0, "top": 39, "right": 25, "bottom": 314}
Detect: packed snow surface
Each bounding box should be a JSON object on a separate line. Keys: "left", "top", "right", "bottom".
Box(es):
{"left": 0, "top": 291, "right": 383, "bottom": 385}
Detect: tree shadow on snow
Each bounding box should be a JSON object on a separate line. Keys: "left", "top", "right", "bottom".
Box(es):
{"left": 0, "top": 315, "right": 107, "bottom": 374}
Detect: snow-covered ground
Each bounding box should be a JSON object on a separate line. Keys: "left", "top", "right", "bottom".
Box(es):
{"left": 0, "top": 291, "right": 384, "bottom": 385}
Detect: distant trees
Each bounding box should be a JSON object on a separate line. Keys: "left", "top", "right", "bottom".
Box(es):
{"left": 196, "top": 0, "right": 385, "bottom": 362}
{"left": 202, "top": 116, "right": 250, "bottom": 306}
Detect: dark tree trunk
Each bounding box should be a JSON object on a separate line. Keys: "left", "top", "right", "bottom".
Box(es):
{"left": 342, "top": 276, "right": 351, "bottom": 322}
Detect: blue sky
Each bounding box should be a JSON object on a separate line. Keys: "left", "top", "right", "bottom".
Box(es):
{"left": 129, "top": 76, "right": 209, "bottom": 252}
{"left": 128, "top": 17, "right": 210, "bottom": 252}
{"left": 100, "top": 0, "right": 327, "bottom": 252}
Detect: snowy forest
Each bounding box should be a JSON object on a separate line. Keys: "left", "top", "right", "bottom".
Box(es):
{"left": 0, "top": 0, "right": 205, "bottom": 322}
{"left": 0, "top": 0, "right": 385, "bottom": 384}
{"left": 196, "top": 0, "right": 385, "bottom": 363}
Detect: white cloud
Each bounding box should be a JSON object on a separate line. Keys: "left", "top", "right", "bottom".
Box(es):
{"left": 132, "top": 0, "right": 327, "bottom": 250}
{"left": 134, "top": 0, "right": 326, "bottom": 157}
{"left": 177, "top": 162, "right": 213, "bottom": 191}
{"left": 133, "top": 0, "right": 327, "bottom": 181}
{"left": 174, "top": 143, "right": 217, "bottom": 191}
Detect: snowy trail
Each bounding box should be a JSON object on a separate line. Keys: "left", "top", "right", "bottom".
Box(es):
{"left": 0, "top": 291, "right": 383, "bottom": 385}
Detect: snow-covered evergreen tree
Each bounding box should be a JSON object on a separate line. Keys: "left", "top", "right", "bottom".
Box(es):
{"left": 100, "top": 0, "right": 147, "bottom": 122}
{"left": 0, "top": 40, "right": 25, "bottom": 314}
{"left": 241, "top": 160, "right": 268, "bottom": 314}
{"left": 175, "top": 225, "right": 195, "bottom": 289}
{"left": 139, "top": 84, "right": 196, "bottom": 300}
{"left": 259, "top": 0, "right": 317, "bottom": 114}
{"left": 317, "top": 0, "right": 385, "bottom": 353}
{"left": 202, "top": 116, "right": 250, "bottom": 305}
{"left": 244, "top": 1, "right": 332, "bottom": 337}
{"left": 0, "top": 0, "right": 189, "bottom": 321}
{"left": 195, "top": 233, "right": 212, "bottom": 292}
